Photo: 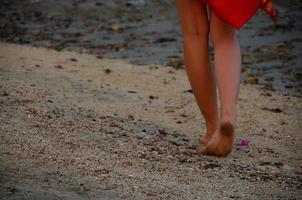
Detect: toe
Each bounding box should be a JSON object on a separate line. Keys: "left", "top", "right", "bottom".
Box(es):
{"left": 200, "top": 148, "right": 209, "bottom": 155}
{"left": 200, "top": 137, "right": 209, "bottom": 145}
{"left": 200, "top": 145, "right": 213, "bottom": 156}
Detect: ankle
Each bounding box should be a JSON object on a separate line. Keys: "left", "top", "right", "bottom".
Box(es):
{"left": 220, "top": 111, "right": 237, "bottom": 126}
{"left": 205, "top": 120, "right": 218, "bottom": 134}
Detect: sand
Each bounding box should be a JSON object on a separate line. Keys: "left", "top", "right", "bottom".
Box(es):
{"left": 0, "top": 42, "right": 301, "bottom": 199}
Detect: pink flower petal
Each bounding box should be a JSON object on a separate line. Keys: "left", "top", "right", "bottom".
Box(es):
{"left": 152, "top": 32, "right": 162, "bottom": 41}
{"left": 97, "top": 49, "right": 106, "bottom": 59}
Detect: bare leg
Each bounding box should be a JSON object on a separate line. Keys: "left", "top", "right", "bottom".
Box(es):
{"left": 201, "top": 10, "right": 241, "bottom": 156}
{"left": 176, "top": 0, "right": 218, "bottom": 144}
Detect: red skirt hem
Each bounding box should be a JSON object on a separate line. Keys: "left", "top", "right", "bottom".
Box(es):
{"left": 203, "top": 0, "right": 277, "bottom": 29}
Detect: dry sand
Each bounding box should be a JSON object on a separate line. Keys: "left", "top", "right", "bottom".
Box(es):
{"left": 0, "top": 42, "right": 301, "bottom": 199}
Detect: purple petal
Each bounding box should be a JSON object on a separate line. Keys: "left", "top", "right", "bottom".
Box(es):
{"left": 240, "top": 139, "right": 250, "bottom": 146}
{"left": 234, "top": 138, "right": 250, "bottom": 148}
{"left": 154, "top": 129, "right": 169, "bottom": 139}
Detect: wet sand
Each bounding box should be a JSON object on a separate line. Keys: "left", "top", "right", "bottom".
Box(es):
{"left": 0, "top": 0, "right": 301, "bottom": 95}
{"left": 0, "top": 43, "right": 301, "bottom": 199}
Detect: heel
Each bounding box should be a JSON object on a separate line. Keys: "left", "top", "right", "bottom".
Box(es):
{"left": 219, "top": 122, "right": 234, "bottom": 137}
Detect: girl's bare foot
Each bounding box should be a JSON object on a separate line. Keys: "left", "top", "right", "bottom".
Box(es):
{"left": 201, "top": 121, "right": 235, "bottom": 157}
{"left": 199, "top": 132, "right": 214, "bottom": 145}
{"left": 200, "top": 121, "right": 218, "bottom": 145}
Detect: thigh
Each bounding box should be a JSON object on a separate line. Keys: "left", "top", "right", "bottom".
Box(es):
{"left": 176, "top": 0, "right": 209, "bottom": 36}
{"left": 209, "top": 10, "right": 236, "bottom": 43}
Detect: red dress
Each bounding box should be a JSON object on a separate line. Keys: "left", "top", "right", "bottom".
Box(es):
{"left": 203, "top": 0, "right": 277, "bottom": 29}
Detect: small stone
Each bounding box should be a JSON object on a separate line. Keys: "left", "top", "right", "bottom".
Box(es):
{"left": 104, "top": 68, "right": 111, "bottom": 74}
{"left": 203, "top": 162, "right": 222, "bottom": 170}
{"left": 54, "top": 64, "right": 63, "bottom": 69}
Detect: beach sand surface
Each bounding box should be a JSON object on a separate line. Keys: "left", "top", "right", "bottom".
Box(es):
{"left": 0, "top": 43, "right": 301, "bottom": 199}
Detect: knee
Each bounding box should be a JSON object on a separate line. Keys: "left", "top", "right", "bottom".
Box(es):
{"left": 177, "top": 0, "right": 209, "bottom": 38}
{"left": 210, "top": 25, "right": 236, "bottom": 48}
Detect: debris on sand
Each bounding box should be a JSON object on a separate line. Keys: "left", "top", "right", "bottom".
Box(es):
{"left": 97, "top": 49, "right": 106, "bottom": 59}
{"left": 154, "top": 129, "right": 169, "bottom": 140}
{"left": 54, "top": 64, "right": 63, "bottom": 69}
{"left": 235, "top": 138, "right": 250, "bottom": 148}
